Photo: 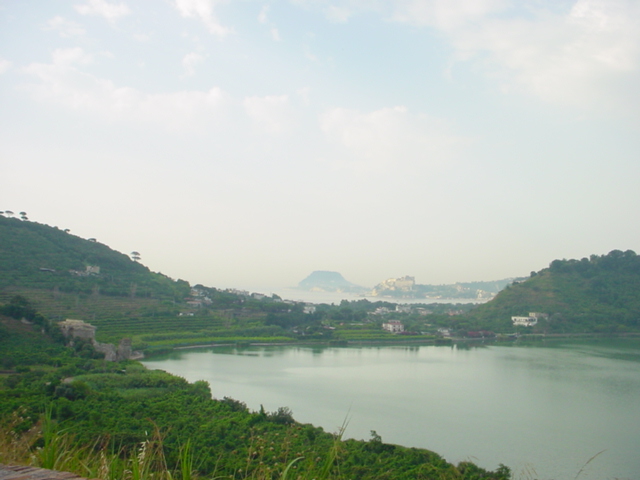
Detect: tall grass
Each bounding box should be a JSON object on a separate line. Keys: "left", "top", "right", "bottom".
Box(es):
{"left": 0, "top": 410, "right": 349, "bottom": 480}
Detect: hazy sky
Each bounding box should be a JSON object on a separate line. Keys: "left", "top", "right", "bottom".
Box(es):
{"left": 1, "top": 0, "right": 639, "bottom": 291}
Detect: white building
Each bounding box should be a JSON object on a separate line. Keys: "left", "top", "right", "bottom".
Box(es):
{"left": 382, "top": 320, "right": 404, "bottom": 333}
{"left": 512, "top": 316, "right": 538, "bottom": 327}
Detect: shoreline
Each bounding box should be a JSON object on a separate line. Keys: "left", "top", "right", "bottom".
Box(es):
{"left": 150, "top": 332, "right": 640, "bottom": 356}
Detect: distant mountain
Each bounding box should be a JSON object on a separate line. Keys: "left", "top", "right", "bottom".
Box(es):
{"left": 298, "top": 271, "right": 366, "bottom": 293}
{"left": 463, "top": 250, "right": 640, "bottom": 333}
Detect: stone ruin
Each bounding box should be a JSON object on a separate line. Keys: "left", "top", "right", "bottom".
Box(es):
{"left": 58, "top": 319, "right": 142, "bottom": 361}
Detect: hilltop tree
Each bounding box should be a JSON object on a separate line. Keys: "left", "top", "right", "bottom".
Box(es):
{"left": 131, "top": 251, "right": 141, "bottom": 262}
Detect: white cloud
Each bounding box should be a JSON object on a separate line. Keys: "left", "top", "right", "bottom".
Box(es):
{"left": 324, "top": 5, "right": 353, "bottom": 23}
{"left": 22, "top": 49, "right": 229, "bottom": 130}
{"left": 46, "top": 16, "right": 86, "bottom": 37}
{"left": 391, "top": 0, "right": 507, "bottom": 29}
{"left": 75, "top": 0, "right": 131, "bottom": 21}
{"left": 270, "top": 28, "right": 282, "bottom": 41}
{"left": 297, "top": 87, "right": 311, "bottom": 106}
{"left": 258, "top": 5, "right": 269, "bottom": 24}
{"left": 51, "top": 47, "right": 93, "bottom": 66}
{"left": 320, "top": 106, "right": 462, "bottom": 174}
{"left": 258, "top": 6, "right": 281, "bottom": 41}
{"left": 0, "top": 58, "right": 12, "bottom": 74}
{"left": 391, "top": 0, "right": 640, "bottom": 110}
{"left": 182, "top": 52, "right": 204, "bottom": 77}
{"left": 289, "top": 0, "right": 383, "bottom": 23}
{"left": 243, "top": 95, "right": 292, "bottom": 133}
{"left": 133, "top": 33, "right": 151, "bottom": 42}
{"left": 174, "top": 0, "right": 232, "bottom": 36}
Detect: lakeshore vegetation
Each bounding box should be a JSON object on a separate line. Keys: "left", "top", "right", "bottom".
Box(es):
{"left": 1, "top": 213, "right": 640, "bottom": 478}
{"left": 0, "top": 304, "right": 510, "bottom": 479}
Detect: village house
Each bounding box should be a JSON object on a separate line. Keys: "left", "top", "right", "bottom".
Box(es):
{"left": 382, "top": 320, "right": 404, "bottom": 333}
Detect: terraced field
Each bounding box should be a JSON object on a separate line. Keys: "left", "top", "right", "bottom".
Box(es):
{"left": 0, "top": 288, "right": 270, "bottom": 346}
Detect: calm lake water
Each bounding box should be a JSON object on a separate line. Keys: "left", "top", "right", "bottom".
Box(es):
{"left": 142, "top": 339, "right": 640, "bottom": 480}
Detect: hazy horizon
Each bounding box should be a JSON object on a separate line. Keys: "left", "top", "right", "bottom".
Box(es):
{"left": 2, "top": 0, "right": 639, "bottom": 290}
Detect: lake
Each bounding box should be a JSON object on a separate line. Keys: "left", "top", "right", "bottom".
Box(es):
{"left": 142, "top": 339, "right": 640, "bottom": 480}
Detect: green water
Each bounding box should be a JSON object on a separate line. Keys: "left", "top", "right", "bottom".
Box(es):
{"left": 142, "top": 339, "right": 640, "bottom": 479}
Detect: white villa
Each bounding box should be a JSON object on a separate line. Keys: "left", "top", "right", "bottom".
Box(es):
{"left": 512, "top": 316, "right": 538, "bottom": 327}
{"left": 382, "top": 320, "right": 404, "bottom": 333}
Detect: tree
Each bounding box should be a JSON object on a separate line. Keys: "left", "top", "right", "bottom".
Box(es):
{"left": 4, "top": 210, "right": 13, "bottom": 218}
{"left": 131, "top": 251, "right": 141, "bottom": 262}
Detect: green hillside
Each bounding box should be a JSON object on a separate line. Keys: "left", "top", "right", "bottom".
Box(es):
{"left": 464, "top": 250, "right": 640, "bottom": 334}
{"left": 0, "top": 217, "right": 301, "bottom": 347}
{"left": 0, "top": 215, "right": 189, "bottom": 299}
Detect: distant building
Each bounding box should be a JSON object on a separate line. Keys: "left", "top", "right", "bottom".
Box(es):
{"left": 395, "top": 305, "right": 412, "bottom": 313}
{"left": 69, "top": 265, "right": 100, "bottom": 277}
{"left": 373, "top": 307, "right": 391, "bottom": 315}
{"left": 58, "top": 319, "right": 140, "bottom": 361}
{"left": 512, "top": 316, "right": 538, "bottom": 327}
{"left": 303, "top": 305, "right": 316, "bottom": 314}
{"left": 382, "top": 320, "right": 404, "bottom": 333}
{"left": 371, "top": 276, "right": 415, "bottom": 296}
{"left": 58, "top": 319, "right": 97, "bottom": 341}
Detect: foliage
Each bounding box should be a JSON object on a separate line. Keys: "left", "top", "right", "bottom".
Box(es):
{"left": 0, "top": 313, "right": 511, "bottom": 480}
{"left": 464, "top": 250, "right": 640, "bottom": 334}
{"left": 0, "top": 216, "right": 190, "bottom": 300}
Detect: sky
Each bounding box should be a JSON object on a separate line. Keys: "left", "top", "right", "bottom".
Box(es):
{"left": 1, "top": 0, "right": 639, "bottom": 292}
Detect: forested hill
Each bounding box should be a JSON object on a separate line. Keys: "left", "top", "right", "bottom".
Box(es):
{"left": 0, "top": 216, "right": 189, "bottom": 300}
{"left": 465, "top": 250, "right": 640, "bottom": 333}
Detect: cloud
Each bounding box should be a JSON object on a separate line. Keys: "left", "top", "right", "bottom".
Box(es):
{"left": 391, "top": 0, "right": 507, "bottom": 29}
{"left": 46, "top": 16, "right": 86, "bottom": 37}
{"left": 174, "top": 0, "right": 232, "bottom": 36}
{"left": 258, "top": 5, "right": 269, "bottom": 24}
{"left": 289, "top": 0, "right": 640, "bottom": 112}
{"left": 133, "top": 33, "right": 150, "bottom": 42}
{"left": 258, "top": 6, "right": 282, "bottom": 41}
{"left": 391, "top": 0, "right": 640, "bottom": 110}
{"left": 51, "top": 47, "right": 93, "bottom": 66}
{"left": 182, "top": 52, "right": 204, "bottom": 77}
{"left": 243, "top": 95, "right": 292, "bottom": 133}
{"left": 22, "top": 48, "right": 230, "bottom": 130}
{"left": 324, "top": 5, "right": 353, "bottom": 23}
{"left": 290, "top": 0, "right": 383, "bottom": 23}
{"left": 75, "top": 0, "right": 131, "bottom": 21}
{"left": 0, "top": 58, "right": 12, "bottom": 74}
{"left": 319, "top": 106, "right": 462, "bottom": 174}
